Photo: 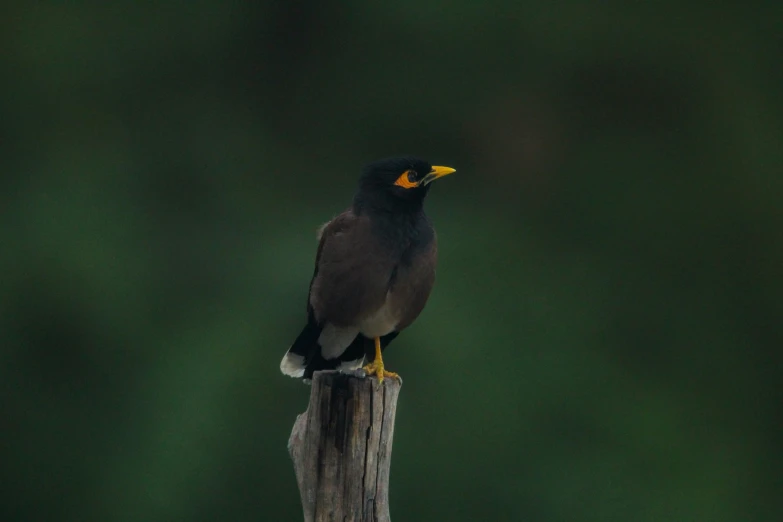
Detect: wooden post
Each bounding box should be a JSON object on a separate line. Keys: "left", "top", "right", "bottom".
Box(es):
{"left": 288, "top": 370, "right": 402, "bottom": 522}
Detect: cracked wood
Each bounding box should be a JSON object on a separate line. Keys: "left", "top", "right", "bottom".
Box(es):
{"left": 288, "top": 370, "right": 401, "bottom": 522}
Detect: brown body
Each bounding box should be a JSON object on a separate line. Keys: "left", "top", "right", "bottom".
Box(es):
{"left": 311, "top": 210, "right": 437, "bottom": 334}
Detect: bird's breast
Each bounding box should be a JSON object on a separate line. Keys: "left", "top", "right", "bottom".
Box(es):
{"left": 353, "top": 212, "right": 437, "bottom": 338}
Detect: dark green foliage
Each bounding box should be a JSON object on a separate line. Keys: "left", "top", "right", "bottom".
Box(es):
{"left": 1, "top": 2, "right": 781, "bottom": 521}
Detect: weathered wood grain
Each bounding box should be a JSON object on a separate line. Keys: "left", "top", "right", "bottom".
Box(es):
{"left": 288, "top": 370, "right": 402, "bottom": 522}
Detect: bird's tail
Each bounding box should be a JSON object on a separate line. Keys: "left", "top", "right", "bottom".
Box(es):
{"left": 279, "top": 322, "right": 321, "bottom": 379}
{"left": 280, "top": 323, "right": 367, "bottom": 380}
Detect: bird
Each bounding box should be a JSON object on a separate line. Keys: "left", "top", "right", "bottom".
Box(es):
{"left": 279, "top": 156, "right": 455, "bottom": 383}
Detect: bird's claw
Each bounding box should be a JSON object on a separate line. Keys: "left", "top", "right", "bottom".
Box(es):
{"left": 361, "top": 360, "right": 400, "bottom": 383}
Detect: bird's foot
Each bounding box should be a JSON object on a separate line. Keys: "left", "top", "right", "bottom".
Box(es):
{"left": 361, "top": 359, "right": 400, "bottom": 383}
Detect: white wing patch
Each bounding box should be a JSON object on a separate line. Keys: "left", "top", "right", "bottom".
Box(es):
{"left": 318, "top": 323, "right": 359, "bottom": 359}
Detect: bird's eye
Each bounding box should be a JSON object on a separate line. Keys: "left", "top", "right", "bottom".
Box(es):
{"left": 393, "top": 170, "right": 419, "bottom": 189}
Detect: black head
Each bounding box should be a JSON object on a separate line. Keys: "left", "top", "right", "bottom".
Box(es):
{"left": 353, "top": 156, "right": 455, "bottom": 213}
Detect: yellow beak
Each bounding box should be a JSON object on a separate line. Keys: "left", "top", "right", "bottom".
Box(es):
{"left": 421, "top": 165, "right": 456, "bottom": 185}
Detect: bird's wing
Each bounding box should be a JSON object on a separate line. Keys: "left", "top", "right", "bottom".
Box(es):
{"left": 305, "top": 221, "right": 330, "bottom": 318}
{"left": 309, "top": 210, "right": 397, "bottom": 328}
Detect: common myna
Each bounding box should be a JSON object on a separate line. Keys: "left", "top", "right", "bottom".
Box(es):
{"left": 280, "top": 157, "right": 455, "bottom": 382}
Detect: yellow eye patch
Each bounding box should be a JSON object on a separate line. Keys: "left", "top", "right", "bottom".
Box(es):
{"left": 393, "top": 170, "right": 418, "bottom": 189}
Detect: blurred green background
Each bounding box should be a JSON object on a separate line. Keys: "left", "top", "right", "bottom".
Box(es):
{"left": 2, "top": 2, "right": 781, "bottom": 521}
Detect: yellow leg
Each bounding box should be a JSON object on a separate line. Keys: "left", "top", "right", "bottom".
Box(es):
{"left": 362, "top": 337, "right": 400, "bottom": 383}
